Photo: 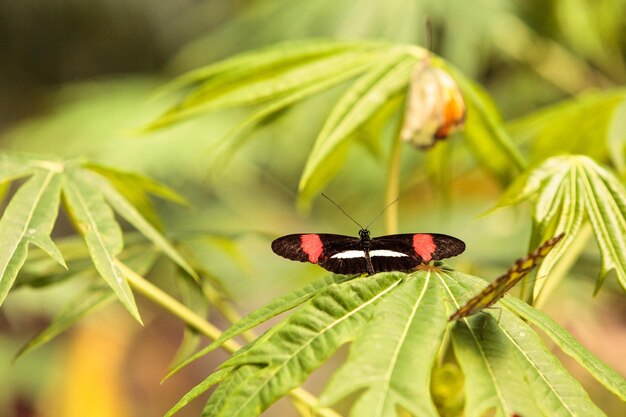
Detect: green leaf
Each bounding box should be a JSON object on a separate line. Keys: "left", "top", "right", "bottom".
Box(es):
{"left": 0, "top": 153, "right": 68, "bottom": 184}
{"left": 299, "top": 51, "right": 418, "bottom": 203}
{"left": 207, "top": 273, "right": 404, "bottom": 417}
{"left": 202, "top": 365, "right": 257, "bottom": 417}
{"left": 147, "top": 43, "right": 383, "bottom": 130}
{"left": 15, "top": 233, "right": 152, "bottom": 289}
{"left": 13, "top": 284, "right": 115, "bottom": 361}
{"left": 495, "top": 155, "right": 626, "bottom": 295}
{"left": 62, "top": 170, "right": 141, "bottom": 323}
{"left": 166, "top": 273, "right": 355, "bottom": 379}
{"left": 156, "top": 39, "right": 374, "bottom": 98}
{"left": 164, "top": 368, "right": 232, "bottom": 417}
{"left": 86, "top": 162, "right": 188, "bottom": 204}
{"left": 531, "top": 166, "right": 585, "bottom": 301}
{"left": 184, "top": 51, "right": 378, "bottom": 111}
{"left": 0, "top": 169, "right": 64, "bottom": 306}
{"left": 80, "top": 168, "right": 197, "bottom": 280}
{"left": 502, "top": 296, "right": 626, "bottom": 403}
{"left": 442, "top": 271, "right": 606, "bottom": 417}
{"left": 577, "top": 157, "right": 626, "bottom": 291}
{"left": 321, "top": 271, "right": 445, "bottom": 417}
{"left": 210, "top": 58, "right": 375, "bottom": 170}
{"left": 84, "top": 163, "right": 187, "bottom": 230}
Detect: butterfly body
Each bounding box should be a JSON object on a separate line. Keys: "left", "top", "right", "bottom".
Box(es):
{"left": 272, "top": 229, "right": 465, "bottom": 275}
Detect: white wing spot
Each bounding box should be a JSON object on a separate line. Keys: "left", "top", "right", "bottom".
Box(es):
{"left": 370, "top": 250, "right": 409, "bottom": 257}
{"left": 331, "top": 250, "right": 409, "bottom": 259}
{"left": 331, "top": 250, "right": 366, "bottom": 259}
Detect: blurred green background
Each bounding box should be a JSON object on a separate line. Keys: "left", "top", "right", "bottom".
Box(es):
{"left": 1, "top": 0, "right": 625, "bottom": 416}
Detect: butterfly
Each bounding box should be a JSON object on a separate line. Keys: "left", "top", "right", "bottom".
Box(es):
{"left": 272, "top": 229, "right": 465, "bottom": 275}
{"left": 449, "top": 233, "right": 564, "bottom": 321}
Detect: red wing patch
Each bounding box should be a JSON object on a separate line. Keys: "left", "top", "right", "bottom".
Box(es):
{"left": 301, "top": 234, "right": 323, "bottom": 263}
{"left": 413, "top": 234, "right": 436, "bottom": 261}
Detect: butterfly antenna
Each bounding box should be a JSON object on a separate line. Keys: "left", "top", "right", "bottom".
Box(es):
{"left": 321, "top": 193, "right": 364, "bottom": 229}
{"left": 365, "top": 196, "right": 400, "bottom": 229}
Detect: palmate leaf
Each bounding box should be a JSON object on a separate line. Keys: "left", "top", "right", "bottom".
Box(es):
{"left": 172, "top": 268, "right": 621, "bottom": 417}
{"left": 203, "top": 273, "right": 403, "bottom": 417}
{"left": 440, "top": 270, "right": 607, "bottom": 417}
{"left": 148, "top": 39, "right": 524, "bottom": 206}
{"left": 496, "top": 155, "right": 626, "bottom": 295}
{"left": 0, "top": 168, "right": 64, "bottom": 306}
{"left": 320, "top": 270, "right": 445, "bottom": 417}
{"left": 146, "top": 40, "right": 385, "bottom": 131}
{"left": 0, "top": 153, "right": 196, "bottom": 324}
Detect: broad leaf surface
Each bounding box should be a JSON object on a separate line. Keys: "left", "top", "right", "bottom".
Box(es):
{"left": 207, "top": 273, "right": 403, "bottom": 417}
{"left": 495, "top": 155, "right": 626, "bottom": 295}
{"left": 0, "top": 153, "right": 45, "bottom": 184}
{"left": 503, "top": 296, "right": 626, "bottom": 402}
{"left": 441, "top": 271, "right": 606, "bottom": 417}
{"left": 171, "top": 267, "right": 621, "bottom": 417}
{"left": 321, "top": 270, "right": 445, "bottom": 417}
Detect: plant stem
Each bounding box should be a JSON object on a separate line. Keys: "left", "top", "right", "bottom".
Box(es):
{"left": 118, "top": 261, "right": 342, "bottom": 417}
{"left": 385, "top": 135, "right": 403, "bottom": 235}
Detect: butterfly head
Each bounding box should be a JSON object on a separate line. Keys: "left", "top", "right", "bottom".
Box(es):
{"left": 359, "top": 228, "right": 371, "bottom": 241}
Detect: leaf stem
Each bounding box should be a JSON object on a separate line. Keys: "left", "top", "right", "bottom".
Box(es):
{"left": 385, "top": 135, "right": 403, "bottom": 235}
{"left": 118, "top": 261, "right": 342, "bottom": 417}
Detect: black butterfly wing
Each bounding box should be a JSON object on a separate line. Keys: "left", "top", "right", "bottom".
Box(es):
{"left": 271, "top": 233, "right": 361, "bottom": 268}
{"left": 369, "top": 233, "right": 465, "bottom": 272}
